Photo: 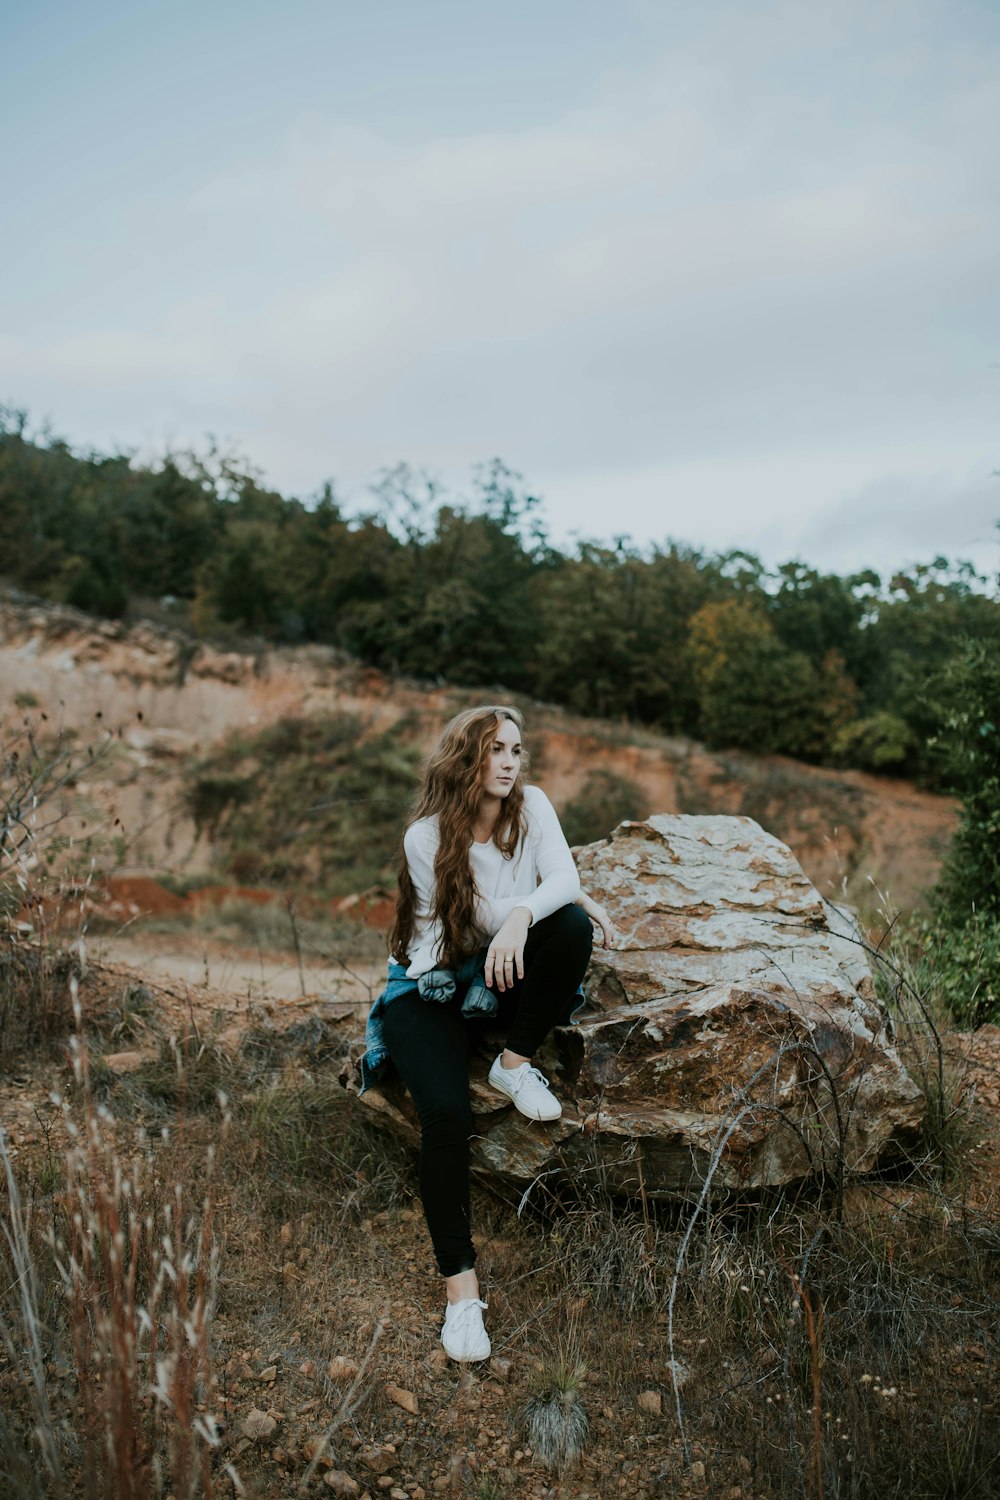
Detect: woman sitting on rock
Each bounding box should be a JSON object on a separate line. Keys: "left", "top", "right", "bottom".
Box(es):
{"left": 364, "top": 703, "right": 613, "bottom": 1363}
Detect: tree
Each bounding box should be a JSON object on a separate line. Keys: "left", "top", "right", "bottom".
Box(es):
{"left": 926, "top": 637, "right": 1000, "bottom": 920}
{"left": 531, "top": 540, "right": 725, "bottom": 728}
{"left": 860, "top": 560, "right": 1000, "bottom": 779}
{"left": 688, "top": 598, "right": 856, "bottom": 760}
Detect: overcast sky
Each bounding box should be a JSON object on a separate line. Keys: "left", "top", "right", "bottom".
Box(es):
{"left": 2, "top": 0, "right": 998, "bottom": 580}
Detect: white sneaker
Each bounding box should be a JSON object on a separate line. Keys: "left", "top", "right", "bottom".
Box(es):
{"left": 488, "top": 1055, "right": 562, "bottom": 1121}
{"left": 441, "top": 1298, "right": 491, "bottom": 1362}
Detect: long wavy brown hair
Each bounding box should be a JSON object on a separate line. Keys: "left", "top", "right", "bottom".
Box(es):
{"left": 389, "top": 705, "right": 529, "bottom": 967}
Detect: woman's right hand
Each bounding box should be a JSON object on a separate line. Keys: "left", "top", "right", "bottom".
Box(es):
{"left": 485, "top": 906, "right": 532, "bottom": 992}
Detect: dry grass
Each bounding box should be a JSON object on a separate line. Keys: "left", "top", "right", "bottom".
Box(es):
{"left": 4, "top": 1015, "right": 999, "bottom": 1498}
{"left": 1, "top": 878, "right": 998, "bottom": 1496}
{"left": 0, "top": 990, "right": 235, "bottom": 1499}
{"left": 0, "top": 940, "right": 78, "bottom": 1067}
{"left": 134, "top": 895, "right": 388, "bottom": 969}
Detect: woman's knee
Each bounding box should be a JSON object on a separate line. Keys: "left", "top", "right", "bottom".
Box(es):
{"left": 543, "top": 902, "right": 594, "bottom": 956}
{"left": 419, "top": 1096, "right": 474, "bottom": 1146}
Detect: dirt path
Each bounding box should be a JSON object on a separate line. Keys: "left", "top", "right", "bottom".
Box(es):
{"left": 92, "top": 932, "right": 382, "bottom": 1012}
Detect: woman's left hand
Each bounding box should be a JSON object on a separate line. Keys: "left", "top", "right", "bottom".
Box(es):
{"left": 576, "top": 891, "right": 617, "bottom": 948}
{"left": 485, "top": 907, "right": 532, "bottom": 992}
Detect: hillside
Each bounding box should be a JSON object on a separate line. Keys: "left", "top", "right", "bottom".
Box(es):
{"left": 4, "top": 586, "right": 1000, "bottom": 1500}
{"left": 0, "top": 587, "right": 956, "bottom": 919}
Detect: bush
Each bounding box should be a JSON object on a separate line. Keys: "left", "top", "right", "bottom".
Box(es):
{"left": 0, "top": 1017, "right": 234, "bottom": 1499}
{"left": 184, "top": 712, "right": 422, "bottom": 894}
{"left": 240, "top": 1072, "right": 416, "bottom": 1219}
{"left": 831, "top": 712, "right": 915, "bottom": 772}
{"left": 926, "top": 637, "right": 1000, "bottom": 923}
{"left": 0, "top": 723, "right": 108, "bottom": 1066}
{"left": 0, "top": 946, "right": 76, "bottom": 1069}
{"left": 906, "top": 910, "right": 1000, "bottom": 1028}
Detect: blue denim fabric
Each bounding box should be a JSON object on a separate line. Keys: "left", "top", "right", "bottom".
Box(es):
{"left": 360, "top": 952, "right": 485, "bottom": 1093}
{"left": 359, "top": 953, "right": 586, "bottom": 1094}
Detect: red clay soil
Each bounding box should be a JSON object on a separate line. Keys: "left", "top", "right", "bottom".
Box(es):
{"left": 99, "top": 876, "right": 188, "bottom": 917}
{"left": 96, "top": 876, "right": 398, "bottom": 931}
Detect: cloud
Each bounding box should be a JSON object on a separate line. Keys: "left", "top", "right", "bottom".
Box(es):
{"left": 3, "top": 0, "right": 999, "bottom": 572}
{"left": 794, "top": 463, "right": 1000, "bottom": 576}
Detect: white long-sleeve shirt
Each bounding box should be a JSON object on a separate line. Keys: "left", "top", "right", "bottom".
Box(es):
{"left": 397, "top": 783, "right": 581, "bottom": 978}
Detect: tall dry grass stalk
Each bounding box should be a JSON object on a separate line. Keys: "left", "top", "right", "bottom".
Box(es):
{"left": 0, "top": 983, "right": 241, "bottom": 1499}
{"left": 1, "top": 717, "right": 112, "bottom": 1067}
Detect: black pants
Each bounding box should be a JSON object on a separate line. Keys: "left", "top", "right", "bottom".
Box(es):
{"left": 382, "top": 903, "right": 593, "bottom": 1276}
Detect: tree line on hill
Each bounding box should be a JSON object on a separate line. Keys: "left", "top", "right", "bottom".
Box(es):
{"left": 2, "top": 406, "right": 998, "bottom": 791}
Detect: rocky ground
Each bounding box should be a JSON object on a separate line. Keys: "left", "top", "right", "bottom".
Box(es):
{"left": 3, "top": 954, "right": 1000, "bottom": 1499}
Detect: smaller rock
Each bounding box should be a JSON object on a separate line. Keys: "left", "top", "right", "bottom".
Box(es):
{"left": 259, "top": 1365, "right": 277, "bottom": 1382}
{"left": 427, "top": 1346, "right": 449, "bottom": 1376}
{"left": 328, "top": 1356, "right": 359, "bottom": 1382}
{"left": 242, "top": 1408, "right": 277, "bottom": 1441}
{"left": 637, "top": 1390, "right": 661, "bottom": 1416}
{"left": 300, "top": 1359, "right": 316, "bottom": 1377}
{"left": 362, "top": 1450, "right": 395, "bottom": 1475}
{"left": 323, "top": 1473, "right": 360, "bottom": 1497}
{"left": 490, "top": 1356, "right": 511, "bottom": 1382}
{"left": 691, "top": 1460, "right": 706, "bottom": 1482}
{"left": 385, "top": 1382, "right": 419, "bottom": 1415}
{"left": 377, "top": 1480, "right": 395, "bottom": 1493}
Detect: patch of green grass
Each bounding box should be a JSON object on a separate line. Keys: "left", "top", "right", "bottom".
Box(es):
{"left": 123, "top": 1032, "right": 232, "bottom": 1114}
{"left": 521, "top": 1342, "right": 589, "bottom": 1473}
{"left": 239, "top": 1071, "right": 416, "bottom": 1219}
{"left": 0, "top": 945, "right": 76, "bottom": 1068}
{"left": 183, "top": 712, "right": 422, "bottom": 894}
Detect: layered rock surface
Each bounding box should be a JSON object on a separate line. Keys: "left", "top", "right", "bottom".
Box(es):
{"left": 343, "top": 815, "right": 925, "bottom": 1196}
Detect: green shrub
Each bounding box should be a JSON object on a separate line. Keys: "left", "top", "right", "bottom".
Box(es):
{"left": 926, "top": 637, "right": 1000, "bottom": 923}
{"left": 126, "top": 1033, "right": 232, "bottom": 1114}
{"left": 0, "top": 947, "right": 75, "bottom": 1068}
{"left": 185, "top": 772, "right": 253, "bottom": 839}
{"left": 907, "top": 910, "right": 1000, "bottom": 1028}
{"left": 184, "top": 712, "right": 421, "bottom": 894}
{"left": 831, "top": 711, "right": 914, "bottom": 771}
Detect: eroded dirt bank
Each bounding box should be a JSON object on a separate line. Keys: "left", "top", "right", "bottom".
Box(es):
{"left": 1, "top": 588, "right": 957, "bottom": 913}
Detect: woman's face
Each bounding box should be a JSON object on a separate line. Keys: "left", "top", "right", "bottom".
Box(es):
{"left": 480, "top": 716, "right": 522, "bottom": 800}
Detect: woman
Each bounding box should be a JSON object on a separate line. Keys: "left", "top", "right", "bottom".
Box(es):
{"left": 368, "top": 704, "right": 613, "bottom": 1363}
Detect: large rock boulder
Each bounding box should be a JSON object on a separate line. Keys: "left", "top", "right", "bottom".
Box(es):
{"left": 343, "top": 815, "right": 925, "bottom": 1196}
